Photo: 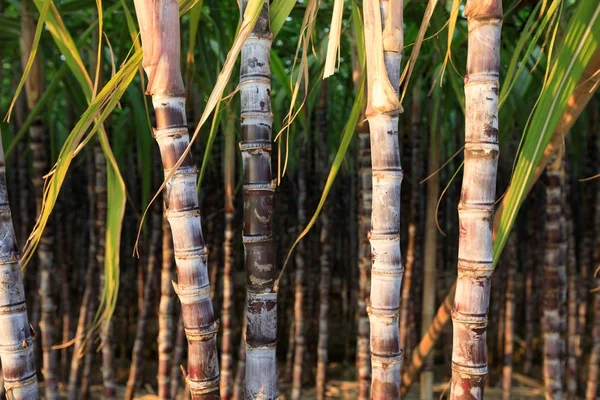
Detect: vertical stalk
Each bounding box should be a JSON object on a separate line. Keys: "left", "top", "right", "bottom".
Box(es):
{"left": 133, "top": 0, "right": 220, "bottom": 397}
{"left": 502, "top": 233, "right": 517, "bottom": 400}
{"left": 125, "top": 205, "right": 162, "bottom": 400}
{"left": 316, "top": 83, "right": 331, "bottom": 400}
{"left": 220, "top": 112, "right": 236, "bottom": 399}
{"left": 565, "top": 208, "right": 578, "bottom": 398}
{"left": 420, "top": 75, "right": 441, "bottom": 400}
{"left": 158, "top": 213, "right": 175, "bottom": 399}
{"left": 0, "top": 133, "right": 38, "bottom": 399}
{"left": 450, "top": 1, "right": 502, "bottom": 397}
{"left": 239, "top": 2, "right": 277, "bottom": 398}
{"left": 363, "top": 0, "right": 404, "bottom": 397}
{"left": 356, "top": 115, "right": 371, "bottom": 400}
{"left": 232, "top": 316, "right": 247, "bottom": 400}
{"left": 291, "top": 154, "right": 307, "bottom": 400}
{"left": 542, "top": 155, "right": 566, "bottom": 400}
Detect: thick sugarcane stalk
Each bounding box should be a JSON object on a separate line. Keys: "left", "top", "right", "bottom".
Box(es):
{"left": 239, "top": 2, "right": 277, "bottom": 398}
{"left": 356, "top": 116, "right": 371, "bottom": 400}
{"left": 125, "top": 206, "right": 162, "bottom": 400}
{"left": 20, "top": 0, "right": 57, "bottom": 396}
{"left": 542, "top": 154, "right": 566, "bottom": 400}
{"left": 133, "top": 0, "right": 220, "bottom": 397}
{"left": 420, "top": 80, "right": 440, "bottom": 400}
{"left": 400, "top": 82, "right": 421, "bottom": 356}
{"left": 291, "top": 154, "right": 307, "bottom": 400}
{"left": 316, "top": 82, "right": 331, "bottom": 400}
{"left": 363, "top": 0, "right": 404, "bottom": 397}
{"left": 502, "top": 233, "right": 517, "bottom": 400}
{"left": 402, "top": 48, "right": 598, "bottom": 400}
{"left": 0, "top": 129, "right": 38, "bottom": 400}
{"left": 449, "top": 1, "right": 502, "bottom": 397}
{"left": 158, "top": 214, "right": 175, "bottom": 399}
{"left": 220, "top": 112, "right": 236, "bottom": 400}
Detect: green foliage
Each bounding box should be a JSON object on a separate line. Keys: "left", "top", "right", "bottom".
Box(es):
{"left": 494, "top": 0, "right": 600, "bottom": 264}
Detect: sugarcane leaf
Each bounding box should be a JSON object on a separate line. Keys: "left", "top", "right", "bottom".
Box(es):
{"left": 323, "top": 0, "right": 344, "bottom": 78}
{"left": 271, "top": 0, "right": 296, "bottom": 37}
{"left": 22, "top": 50, "right": 141, "bottom": 269}
{"left": 493, "top": 0, "right": 600, "bottom": 264}
{"left": 5, "top": 0, "right": 51, "bottom": 120}
{"left": 499, "top": 0, "right": 560, "bottom": 108}
{"left": 185, "top": 0, "right": 204, "bottom": 82}
{"left": 399, "top": 0, "right": 440, "bottom": 104}
{"left": 439, "top": 0, "right": 460, "bottom": 83}
{"left": 197, "top": 96, "right": 225, "bottom": 192}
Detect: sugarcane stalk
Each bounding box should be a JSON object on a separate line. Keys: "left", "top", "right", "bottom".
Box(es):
{"left": 316, "top": 82, "right": 331, "bottom": 400}
{"left": 220, "top": 111, "right": 236, "bottom": 400}
{"left": 239, "top": 2, "right": 277, "bottom": 398}
{"left": 0, "top": 128, "right": 38, "bottom": 400}
{"left": 449, "top": 1, "right": 502, "bottom": 397}
{"left": 291, "top": 153, "right": 307, "bottom": 400}
{"left": 420, "top": 77, "right": 440, "bottom": 400}
{"left": 356, "top": 115, "right": 371, "bottom": 400}
{"left": 565, "top": 208, "right": 578, "bottom": 398}
{"left": 363, "top": 0, "right": 404, "bottom": 397}
{"left": 502, "top": 233, "right": 517, "bottom": 400}
{"left": 158, "top": 213, "right": 175, "bottom": 399}
{"left": 232, "top": 316, "right": 247, "bottom": 400}
{"left": 133, "top": 0, "right": 220, "bottom": 397}
{"left": 402, "top": 43, "right": 598, "bottom": 400}
{"left": 542, "top": 154, "right": 566, "bottom": 400}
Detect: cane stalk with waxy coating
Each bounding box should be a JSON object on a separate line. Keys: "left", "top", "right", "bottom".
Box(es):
{"left": 0, "top": 134, "right": 38, "bottom": 400}
{"left": 239, "top": 1, "right": 277, "bottom": 397}
{"left": 449, "top": 0, "right": 502, "bottom": 397}
{"left": 132, "top": 0, "right": 220, "bottom": 397}
{"left": 363, "top": 0, "right": 404, "bottom": 396}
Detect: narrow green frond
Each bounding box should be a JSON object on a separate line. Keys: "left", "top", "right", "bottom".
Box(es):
{"left": 5, "top": 0, "right": 51, "bottom": 120}
{"left": 493, "top": 0, "right": 600, "bottom": 264}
